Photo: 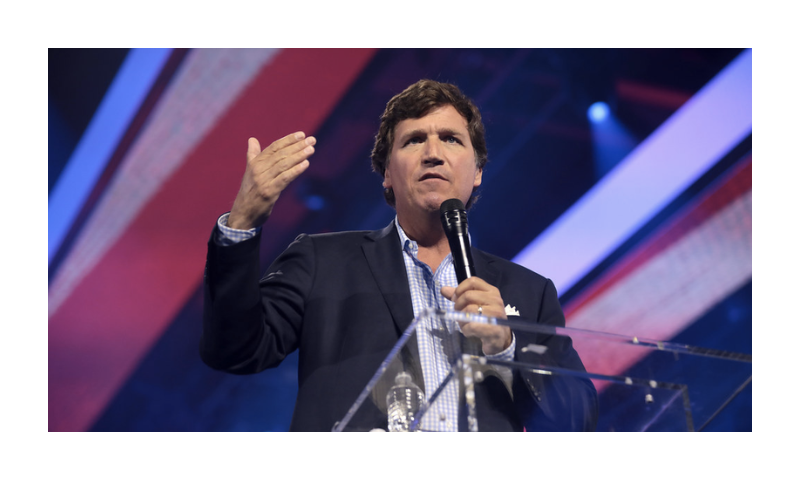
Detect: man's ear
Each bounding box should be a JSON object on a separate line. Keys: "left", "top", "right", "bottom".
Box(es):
{"left": 383, "top": 168, "right": 392, "bottom": 189}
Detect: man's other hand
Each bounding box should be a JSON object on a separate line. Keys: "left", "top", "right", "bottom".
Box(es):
{"left": 441, "top": 277, "right": 512, "bottom": 356}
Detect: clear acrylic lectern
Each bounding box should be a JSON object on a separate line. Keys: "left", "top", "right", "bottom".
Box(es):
{"left": 333, "top": 309, "right": 751, "bottom": 432}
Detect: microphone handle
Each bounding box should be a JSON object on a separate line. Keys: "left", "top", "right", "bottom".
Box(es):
{"left": 440, "top": 198, "right": 477, "bottom": 284}
{"left": 448, "top": 232, "right": 476, "bottom": 284}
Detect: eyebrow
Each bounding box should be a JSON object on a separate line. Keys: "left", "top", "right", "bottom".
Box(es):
{"left": 398, "top": 128, "right": 466, "bottom": 143}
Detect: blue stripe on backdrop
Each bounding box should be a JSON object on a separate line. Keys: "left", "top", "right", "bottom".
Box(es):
{"left": 48, "top": 48, "right": 172, "bottom": 264}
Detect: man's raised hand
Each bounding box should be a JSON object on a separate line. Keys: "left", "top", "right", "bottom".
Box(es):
{"left": 228, "top": 132, "right": 315, "bottom": 230}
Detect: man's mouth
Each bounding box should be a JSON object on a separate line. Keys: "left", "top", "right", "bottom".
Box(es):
{"left": 419, "top": 173, "right": 447, "bottom": 182}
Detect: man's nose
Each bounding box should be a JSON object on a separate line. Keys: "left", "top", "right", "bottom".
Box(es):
{"left": 422, "top": 137, "right": 444, "bottom": 164}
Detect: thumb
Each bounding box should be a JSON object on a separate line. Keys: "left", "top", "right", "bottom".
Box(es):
{"left": 247, "top": 137, "right": 262, "bottom": 161}
{"left": 440, "top": 285, "right": 456, "bottom": 301}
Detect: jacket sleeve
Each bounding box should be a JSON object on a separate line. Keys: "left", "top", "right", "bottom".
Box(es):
{"left": 200, "top": 226, "right": 314, "bottom": 374}
{"left": 513, "top": 278, "right": 600, "bottom": 431}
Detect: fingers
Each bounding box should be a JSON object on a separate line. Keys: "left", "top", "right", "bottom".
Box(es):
{"left": 247, "top": 137, "right": 262, "bottom": 162}
{"left": 460, "top": 322, "right": 508, "bottom": 342}
{"left": 442, "top": 277, "right": 511, "bottom": 355}
{"left": 440, "top": 285, "right": 456, "bottom": 300}
{"left": 270, "top": 157, "right": 311, "bottom": 192}
{"left": 228, "top": 132, "right": 316, "bottom": 230}
{"left": 264, "top": 131, "right": 310, "bottom": 155}
{"left": 250, "top": 133, "right": 315, "bottom": 180}
{"left": 437, "top": 279, "right": 513, "bottom": 357}
{"left": 451, "top": 276, "right": 492, "bottom": 299}
{"left": 258, "top": 132, "right": 316, "bottom": 167}
{"left": 250, "top": 132, "right": 315, "bottom": 164}
{"left": 246, "top": 132, "right": 315, "bottom": 184}
{"left": 460, "top": 322, "right": 512, "bottom": 355}
{"left": 440, "top": 277, "right": 506, "bottom": 319}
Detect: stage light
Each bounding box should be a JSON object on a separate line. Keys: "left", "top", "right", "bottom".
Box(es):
{"left": 588, "top": 102, "right": 610, "bottom": 122}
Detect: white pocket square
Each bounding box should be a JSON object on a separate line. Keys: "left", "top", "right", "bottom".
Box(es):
{"left": 505, "top": 304, "right": 520, "bottom": 316}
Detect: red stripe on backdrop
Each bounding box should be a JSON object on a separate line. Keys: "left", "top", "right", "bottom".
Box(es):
{"left": 563, "top": 155, "right": 752, "bottom": 320}
{"left": 48, "top": 49, "right": 377, "bottom": 432}
{"left": 560, "top": 154, "right": 751, "bottom": 392}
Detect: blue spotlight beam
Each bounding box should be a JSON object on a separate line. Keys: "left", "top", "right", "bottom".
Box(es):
{"left": 48, "top": 48, "right": 173, "bottom": 265}
{"left": 513, "top": 49, "right": 752, "bottom": 295}
{"left": 590, "top": 105, "right": 637, "bottom": 179}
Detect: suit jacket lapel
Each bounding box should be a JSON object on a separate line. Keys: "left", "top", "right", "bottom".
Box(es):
{"left": 473, "top": 249, "right": 500, "bottom": 289}
{"left": 362, "top": 222, "right": 415, "bottom": 334}
{"left": 363, "top": 221, "right": 429, "bottom": 393}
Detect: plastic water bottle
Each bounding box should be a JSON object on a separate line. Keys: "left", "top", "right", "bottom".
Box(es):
{"left": 386, "top": 371, "right": 426, "bottom": 432}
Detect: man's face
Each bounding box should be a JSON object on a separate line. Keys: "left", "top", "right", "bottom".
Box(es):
{"left": 383, "top": 104, "right": 482, "bottom": 218}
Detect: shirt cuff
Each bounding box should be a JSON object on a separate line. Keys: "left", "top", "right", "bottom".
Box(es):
{"left": 485, "top": 332, "right": 515, "bottom": 362}
{"left": 485, "top": 333, "right": 516, "bottom": 398}
{"left": 214, "top": 212, "right": 260, "bottom": 246}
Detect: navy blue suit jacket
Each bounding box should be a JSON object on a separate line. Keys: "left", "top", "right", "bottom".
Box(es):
{"left": 201, "top": 221, "right": 598, "bottom": 431}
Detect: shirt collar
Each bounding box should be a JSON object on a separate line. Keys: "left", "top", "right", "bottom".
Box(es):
{"left": 393, "top": 215, "right": 472, "bottom": 253}
{"left": 394, "top": 216, "right": 418, "bottom": 255}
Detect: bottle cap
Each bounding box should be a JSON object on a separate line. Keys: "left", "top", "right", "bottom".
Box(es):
{"left": 395, "top": 371, "right": 412, "bottom": 385}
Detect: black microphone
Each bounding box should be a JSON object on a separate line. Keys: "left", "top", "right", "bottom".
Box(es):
{"left": 440, "top": 198, "right": 476, "bottom": 284}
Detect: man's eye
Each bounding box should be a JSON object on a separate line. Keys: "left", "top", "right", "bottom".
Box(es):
{"left": 444, "top": 136, "right": 461, "bottom": 144}
{"left": 405, "top": 137, "right": 423, "bottom": 145}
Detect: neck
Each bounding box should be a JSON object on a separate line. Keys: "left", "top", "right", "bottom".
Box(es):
{"left": 397, "top": 210, "right": 450, "bottom": 268}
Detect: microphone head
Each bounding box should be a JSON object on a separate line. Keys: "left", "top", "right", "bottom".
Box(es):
{"left": 440, "top": 198, "right": 468, "bottom": 232}
{"left": 439, "top": 198, "right": 465, "bottom": 215}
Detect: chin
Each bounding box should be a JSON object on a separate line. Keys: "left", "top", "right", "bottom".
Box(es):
{"left": 404, "top": 191, "right": 464, "bottom": 215}
{"left": 421, "top": 195, "right": 449, "bottom": 212}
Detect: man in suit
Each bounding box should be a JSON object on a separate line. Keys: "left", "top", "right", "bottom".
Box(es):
{"left": 201, "top": 79, "right": 598, "bottom": 431}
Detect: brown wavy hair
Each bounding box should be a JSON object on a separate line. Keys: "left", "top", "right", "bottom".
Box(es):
{"left": 371, "top": 79, "right": 488, "bottom": 209}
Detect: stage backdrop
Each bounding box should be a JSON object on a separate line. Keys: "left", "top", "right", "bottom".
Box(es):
{"left": 48, "top": 48, "right": 752, "bottom": 432}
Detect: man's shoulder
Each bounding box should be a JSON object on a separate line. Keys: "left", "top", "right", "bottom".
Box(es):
{"left": 306, "top": 227, "right": 384, "bottom": 241}
{"left": 296, "top": 223, "right": 394, "bottom": 248}
{"left": 475, "top": 248, "right": 549, "bottom": 285}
